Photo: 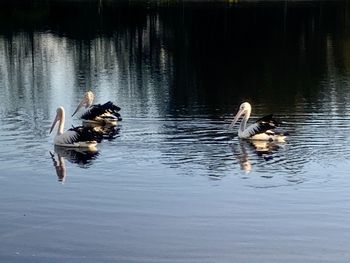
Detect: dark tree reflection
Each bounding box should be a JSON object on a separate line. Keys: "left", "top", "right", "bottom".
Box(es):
{"left": 1, "top": 0, "right": 350, "bottom": 117}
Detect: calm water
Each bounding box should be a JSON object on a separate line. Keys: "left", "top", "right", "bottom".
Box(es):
{"left": 1, "top": 1, "right": 350, "bottom": 262}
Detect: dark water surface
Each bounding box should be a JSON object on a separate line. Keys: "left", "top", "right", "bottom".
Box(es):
{"left": 1, "top": 1, "right": 350, "bottom": 262}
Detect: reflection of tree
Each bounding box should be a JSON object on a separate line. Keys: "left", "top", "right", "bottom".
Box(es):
{"left": 68, "top": 11, "right": 173, "bottom": 118}
{"left": 1, "top": 1, "right": 350, "bottom": 150}
{"left": 1, "top": 1, "right": 350, "bottom": 118}
{"left": 159, "top": 1, "right": 350, "bottom": 113}
{"left": 0, "top": 1, "right": 174, "bottom": 119}
{"left": 0, "top": 33, "right": 51, "bottom": 118}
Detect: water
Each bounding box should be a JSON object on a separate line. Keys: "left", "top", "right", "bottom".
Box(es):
{"left": 1, "top": 1, "right": 350, "bottom": 262}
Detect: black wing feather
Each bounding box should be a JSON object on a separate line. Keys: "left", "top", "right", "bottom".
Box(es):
{"left": 244, "top": 114, "right": 280, "bottom": 137}
{"left": 68, "top": 126, "right": 104, "bottom": 143}
{"left": 256, "top": 114, "right": 280, "bottom": 129}
{"left": 255, "top": 114, "right": 280, "bottom": 125}
{"left": 81, "top": 101, "right": 122, "bottom": 121}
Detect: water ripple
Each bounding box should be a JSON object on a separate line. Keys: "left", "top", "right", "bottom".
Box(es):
{"left": 0, "top": 102, "right": 350, "bottom": 186}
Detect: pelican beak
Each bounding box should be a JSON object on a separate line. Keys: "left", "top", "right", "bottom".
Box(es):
{"left": 72, "top": 98, "right": 87, "bottom": 117}
{"left": 228, "top": 108, "right": 245, "bottom": 131}
{"left": 72, "top": 93, "right": 93, "bottom": 117}
{"left": 49, "top": 114, "right": 59, "bottom": 134}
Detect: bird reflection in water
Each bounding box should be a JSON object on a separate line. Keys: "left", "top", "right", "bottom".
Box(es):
{"left": 49, "top": 146, "right": 99, "bottom": 183}
{"left": 231, "top": 139, "right": 282, "bottom": 173}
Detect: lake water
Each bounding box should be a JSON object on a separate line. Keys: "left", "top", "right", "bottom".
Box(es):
{"left": 1, "top": 1, "right": 350, "bottom": 262}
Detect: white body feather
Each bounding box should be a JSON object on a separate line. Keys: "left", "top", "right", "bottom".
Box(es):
{"left": 53, "top": 130, "right": 97, "bottom": 148}
{"left": 50, "top": 107, "right": 98, "bottom": 149}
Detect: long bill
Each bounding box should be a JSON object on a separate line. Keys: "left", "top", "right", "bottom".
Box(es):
{"left": 228, "top": 108, "right": 244, "bottom": 131}
{"left": 72, "top": 92, "right": 94, "bottom": 117}
{"left": 49, "top": 114, "right": 59, "bottom": 134}
{"left": 72, "top": 99, "right": 86, "bottom": 117}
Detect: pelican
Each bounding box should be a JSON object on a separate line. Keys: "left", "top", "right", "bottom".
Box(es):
{"left": 228, "top": 102, "right": 287, "bottom": 142}
{"left": 72, "top": 91, "right": 122, "bottom": 127}
{"left": 50, "top": 106, "right": 102, "bottom": 149}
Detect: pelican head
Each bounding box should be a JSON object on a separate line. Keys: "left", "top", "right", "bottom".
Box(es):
{"left": 72, "top": 91, "right": 95, "bottom": 117}
{"left": 50, "top": 106, "right": 65, "bottom": 134}
{"left": 229, "top": 102, "right": 252, "bottom": 130}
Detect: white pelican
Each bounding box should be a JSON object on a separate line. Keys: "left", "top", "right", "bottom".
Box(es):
{"left": 50, "top": 106, "right": 102, "bottom": 149}
{"left": 228, "top": 102, "right": 287, "bottom": 142}
{"left": 72, "top": 91, "right": 122, "bottom": 126}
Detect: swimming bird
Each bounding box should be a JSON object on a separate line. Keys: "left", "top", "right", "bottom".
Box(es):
{"left": 72, "top": 91, "right": 122, "bottom": 126}
{"left": 50, "top": 106, "right": 103, "bottom": 149}
{"left": 228, "top": 102, "right": 287, "bottom": 142}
